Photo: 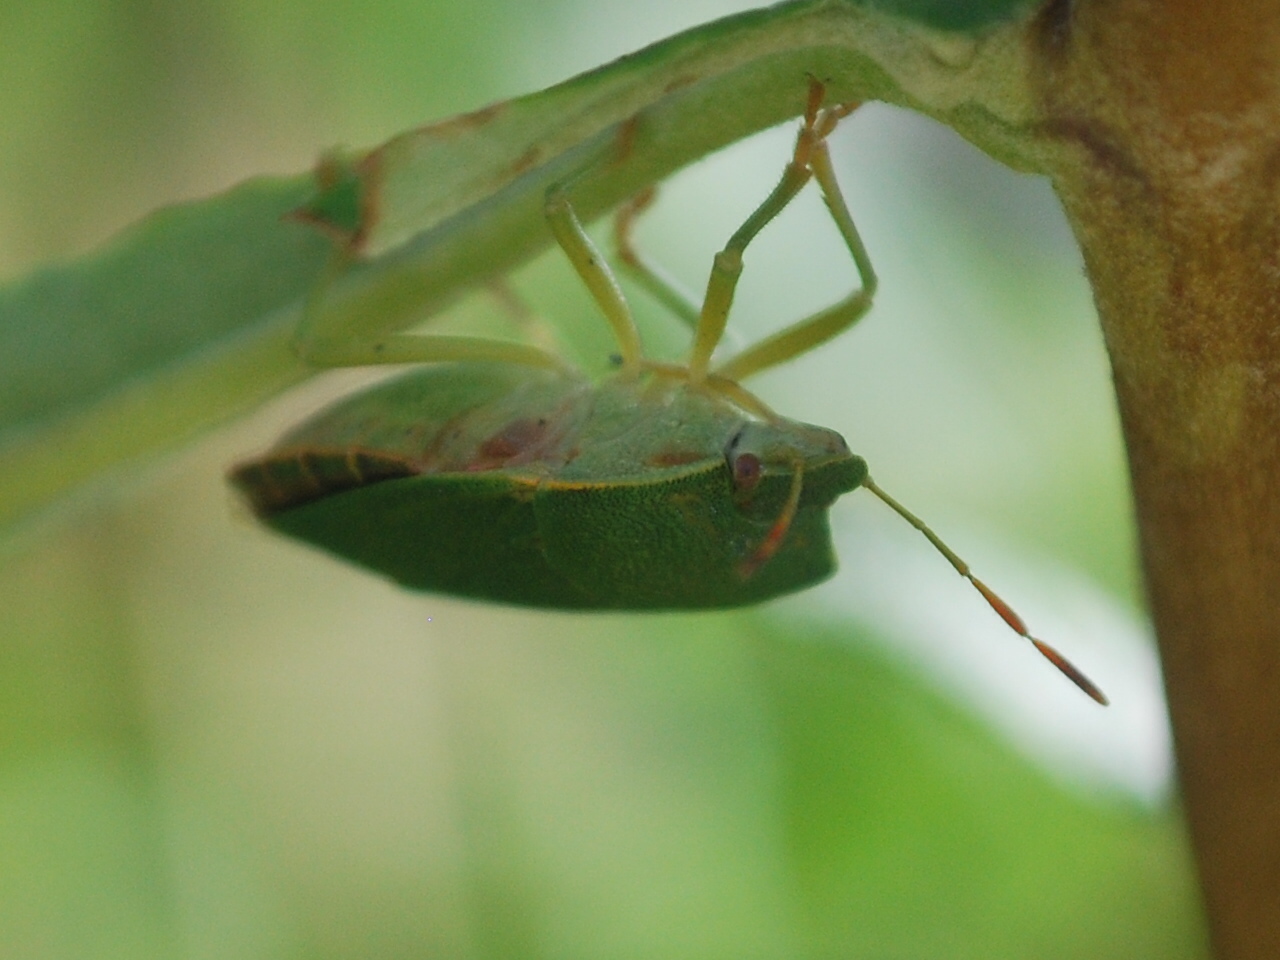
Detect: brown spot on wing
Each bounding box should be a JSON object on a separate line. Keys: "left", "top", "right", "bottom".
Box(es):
{"left": 649, "top": 449, "right": 708, "bottom": 468}
{"left": 469, "top": 417, "right": 554, "bottom": 471}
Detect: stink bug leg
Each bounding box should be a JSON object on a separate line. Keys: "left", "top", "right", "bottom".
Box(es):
{"left": 612, "top": 186, "right": 711, "bottom": 337}
{"left": 547, "top": 79, "right": 873, "bottom": 576}
{"left": 597, "top": 80, "right": 1108, "bottom": 702}
{"left": 233, "top": 78, "right": 1107, "bottom": 702}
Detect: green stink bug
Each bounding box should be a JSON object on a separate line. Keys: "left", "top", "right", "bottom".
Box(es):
{"left": 231, "top": 81, "right": 1107, "bottom": 704}
{"left": 231, "top": 361, "right": 862, "bottom": 609}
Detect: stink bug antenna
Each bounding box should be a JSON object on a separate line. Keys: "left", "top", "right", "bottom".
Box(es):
{"left": 862, "top": 477, "right": 1109, "bottom": 706}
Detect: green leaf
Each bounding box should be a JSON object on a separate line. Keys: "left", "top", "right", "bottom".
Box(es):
{"left": 0, "top": 0, "right": 1047, "bottom": 534}
{"left": 0, "top": 178, "right": 326, "bottom": 532}
{"left": 742, "top": 615, "right": 1203, "bottom": 958}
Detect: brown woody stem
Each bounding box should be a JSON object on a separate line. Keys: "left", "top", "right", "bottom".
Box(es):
{"left": 1030, "top": 1, "right": 1280, "bottom": 956}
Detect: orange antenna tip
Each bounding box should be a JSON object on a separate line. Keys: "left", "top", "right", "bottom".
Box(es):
{"left": 1031, "top": 639, "right": 1110, "bottom": 706}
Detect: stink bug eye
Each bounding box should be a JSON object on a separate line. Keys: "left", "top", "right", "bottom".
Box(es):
{"left": 729, "top": 450, "right": 763, "bottom": 497}
{"left": 232, "top": 78, "right": 1106, "bottom": 703}
{"left": 725, "top": 428, "right": 764, "bottom": 498}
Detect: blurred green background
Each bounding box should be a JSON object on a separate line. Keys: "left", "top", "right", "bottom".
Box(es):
{"left": 0, "top": 1, "right": 1207, "bottom": 957}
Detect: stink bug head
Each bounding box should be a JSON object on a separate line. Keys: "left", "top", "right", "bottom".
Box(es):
{"left": 725, "top": 418, "right": 866, "bottom": 519}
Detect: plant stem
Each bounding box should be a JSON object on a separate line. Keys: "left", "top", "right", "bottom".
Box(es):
{"left": 1032, "top": 1, "right": 1280, "bottom": 955}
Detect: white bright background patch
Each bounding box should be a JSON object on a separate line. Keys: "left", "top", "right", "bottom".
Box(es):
{"left": 777, "top": 503, "right": 1171, "bottom": 805}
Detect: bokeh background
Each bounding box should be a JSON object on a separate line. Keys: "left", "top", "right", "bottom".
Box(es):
{"left": 1, "top": 0, "right": 1208, "bottom": 957}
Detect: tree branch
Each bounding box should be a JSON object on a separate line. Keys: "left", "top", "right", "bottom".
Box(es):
{"left": 1031, "top": 1, "right": 1280, "bottom": 956}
